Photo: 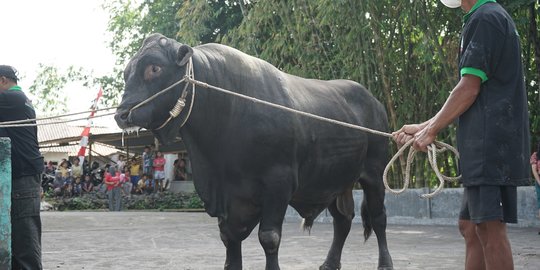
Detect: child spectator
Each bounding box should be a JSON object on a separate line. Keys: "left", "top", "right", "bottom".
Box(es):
{"left": 142, "top": 145, "right": 153, "bottom": 176}
{"left": 71, "top": 157, "right": 83, "bottom": 183}
{"left": 144, "top": 174, "right": 154, "bottom": 194}
{"left": 129, "top": 157, "right": 141, "bottom": 189}
{"left": 153, "top": 151, "right": 166, "bottom": 192}
{"left": 135, "top": 174, "right": 147, "bottom": 194}
{"left": 82, "top": 173, "right": 94, "bottom": 193}
{"left": 57, "top": 160, "right": 72, "bottom": 197}
{"left": 72, "top": 177, "right": 82, "bottom": 197}
{"left": 121, "top": 169, "right": 133, "bottom": 196}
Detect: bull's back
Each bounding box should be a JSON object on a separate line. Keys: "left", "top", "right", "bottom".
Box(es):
{"left": 282, "top": 76, "right": 387, "bottom": 202}
{"left": 192, "top": 43, "right": 388, "bottom": 205}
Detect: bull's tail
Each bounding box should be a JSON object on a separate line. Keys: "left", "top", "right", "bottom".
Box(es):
{"left": 301, "top": 217, "right": 314, "bottom": 234}
{"left": 361, "top": 198, "right": 373, "bottom": 242}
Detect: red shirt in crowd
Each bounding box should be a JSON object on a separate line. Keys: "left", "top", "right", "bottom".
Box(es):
{"left": 153, "top": 157, "right": 166, "bottom": 172}
{"left": 105, "top": 172, "right": 121, "bottom": 191}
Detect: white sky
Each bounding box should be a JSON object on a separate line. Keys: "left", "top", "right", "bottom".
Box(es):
{"left": 0, "top": 0, "right": 117, "bottom": 124}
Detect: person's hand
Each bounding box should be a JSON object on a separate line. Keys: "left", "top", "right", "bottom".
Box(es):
{"left": 392, "top": 124, "right": 423, "bottom": 146}
{"left": 412, "top": 126, "right": 437, "bottom": 152}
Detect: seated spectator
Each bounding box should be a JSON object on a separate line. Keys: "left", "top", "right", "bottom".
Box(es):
{"left": 135, "top": 174, "right": 147, "bottom": 194}
{"left": 57, "top": 160, "right": 72, "bottom": 197}
{"left": 44, "top": 161, "right": 56, "bottom": 175}
{"left": 72, "top": 177, "right": 82, "bottom": 197}
{"left": 174, "top": 158, "right": 187, "bottom": 181}
{"left": 71, "top": 157, "right": 83, "bottom": 184}
{"left": 82, "top": 174, "right": 94, "bottom": 193}
{"left": 144, "top": 174, "right": 154, "bottom": 194}
{"left": 53, "top": 171, "right": 64, "bottom": 196}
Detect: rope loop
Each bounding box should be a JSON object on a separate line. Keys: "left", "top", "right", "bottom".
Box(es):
{"left": 383, "top": 139, "right": 461, "bottom": 198}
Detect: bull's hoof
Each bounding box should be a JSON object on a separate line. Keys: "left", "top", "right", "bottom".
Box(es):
{"left": 319, "top": 262, "right": 341, "bottom": 270}
{"left": 377, "top": 266, "right": 394, "bottom": 270}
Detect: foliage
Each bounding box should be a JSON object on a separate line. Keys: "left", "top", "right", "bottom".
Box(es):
{"left": 28, "top": 64, "right": 94, "bottom": 115}
{"left": 48, "top": 191, "right": 204, "bottom": 211}
{"left": 186, "top": 193, "right": 204, "bottom": 208}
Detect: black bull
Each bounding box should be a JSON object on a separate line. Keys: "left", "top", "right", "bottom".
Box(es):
{"left": 115, "top": 33, "right": 393, "bottom": 270}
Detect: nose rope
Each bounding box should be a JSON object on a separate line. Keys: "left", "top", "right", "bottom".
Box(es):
{"left": 127, "top": 58, "right": 195, "bottom": 130}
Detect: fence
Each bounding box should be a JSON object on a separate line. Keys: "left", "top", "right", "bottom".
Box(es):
{"left": 285, "top": 186, "right": 540, "bottom": 227}
{"left": 0, "top": 138, "right": 11, "bottom": 269}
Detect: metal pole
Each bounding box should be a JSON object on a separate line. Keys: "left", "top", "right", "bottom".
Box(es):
{"left": 0, "top": 137, "right": 12, "bottom": 269}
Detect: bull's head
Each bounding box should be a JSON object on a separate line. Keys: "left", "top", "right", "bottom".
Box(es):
{"left": 115, "top": 33, "right": 194, "bottom": 143}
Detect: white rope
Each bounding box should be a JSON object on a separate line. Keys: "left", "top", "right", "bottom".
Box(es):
{"left": 0, "top": 107, "right": 117, "bottom": 126}
{"left": 185, "top": 77, "right": 461, "bottom": 198}
{"left": 0, "top": 112, "right": 116, "bottom": 128}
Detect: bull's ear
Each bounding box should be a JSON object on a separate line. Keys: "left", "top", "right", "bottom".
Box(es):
{"left": 176, "top": 45, "right": 194, "bottom": 66}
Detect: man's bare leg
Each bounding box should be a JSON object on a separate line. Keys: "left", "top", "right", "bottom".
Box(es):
{"left": 459, "top": 219, "right": 486, "bottom": 270}
{"left": 475, "top": 220, "right": 514, "bottom": 270}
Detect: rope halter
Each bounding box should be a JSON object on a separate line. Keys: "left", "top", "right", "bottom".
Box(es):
{"left": 127, "top": 57, "right": 196, "bottom": 130}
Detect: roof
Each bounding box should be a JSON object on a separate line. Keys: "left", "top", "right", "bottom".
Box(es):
{"left": 37, "top": 118, "right": 185, "bottom": 154}
{"left": 38, "top": 118, "right": 120, "bottom": 145}
{"left": 40, "top": 141, "right": 121, "bottom": 156}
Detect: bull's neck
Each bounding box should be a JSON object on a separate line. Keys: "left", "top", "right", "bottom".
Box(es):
{"left": 179, "top": 50, "right": 235, "bottom": 149}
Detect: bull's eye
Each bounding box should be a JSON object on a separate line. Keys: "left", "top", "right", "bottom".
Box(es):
{"left": 144, "top": 65, "right": 162, "bottom": 81}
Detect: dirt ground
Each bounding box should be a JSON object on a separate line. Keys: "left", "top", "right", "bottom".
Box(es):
{"left": 41, "top": 211, "right": 540, "bottom": 270}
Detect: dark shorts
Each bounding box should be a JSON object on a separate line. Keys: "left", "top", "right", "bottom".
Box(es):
{"left": 459, "top": 185, "right": 517, "bottom": 224}
{"left": 11, "top": 174, "right": 43, "bottom": 270}
{"left": 535, "top": 182, "right": 540, "bottom": 209}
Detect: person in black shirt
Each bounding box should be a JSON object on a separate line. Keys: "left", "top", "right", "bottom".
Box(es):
{"left": 0, "top": 65, "right": 44, "bottom": 270}
{"left": 393, "top": 1, "right": 529, "bottom": 269}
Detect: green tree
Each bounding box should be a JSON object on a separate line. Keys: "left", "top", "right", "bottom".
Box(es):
{"left": 28, "top": 64, "right": 93, "bottom": 115}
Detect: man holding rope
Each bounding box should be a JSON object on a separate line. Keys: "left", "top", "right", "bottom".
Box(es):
{"left": 393, "top": 1, "right": 529, "bottom": 269}
{"left": 0, "top": 65, "right": 44, "bottom": 269}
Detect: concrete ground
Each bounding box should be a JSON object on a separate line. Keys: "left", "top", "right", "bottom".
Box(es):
{"left": 41, "top": 211, "right": 540, "bottom": 270}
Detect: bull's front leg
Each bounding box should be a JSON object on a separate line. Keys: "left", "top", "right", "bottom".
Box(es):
{"left": 219, "top": 218, "right": 243, "bottom": 270}
{"left": 258, "top": 167, "right": 295, "bottom": 270}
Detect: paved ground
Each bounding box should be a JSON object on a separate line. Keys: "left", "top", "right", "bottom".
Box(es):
{"left": 41, "top": 211, "right": 540, "bottom": 270}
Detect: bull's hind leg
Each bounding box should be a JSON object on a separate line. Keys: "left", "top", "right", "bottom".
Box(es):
{"left": 320, "top": 189, "right": 355, "bottom": 270}
{"left": 360, "top": 170, "right": 393, "bottom": 269}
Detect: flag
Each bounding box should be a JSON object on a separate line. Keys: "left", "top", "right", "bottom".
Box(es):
{"left": 77, "top": 88, "right": 103, "bottom": 164}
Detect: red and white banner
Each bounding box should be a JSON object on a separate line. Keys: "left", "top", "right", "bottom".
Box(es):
{"left": 77, "top": 88, "right": 103, "bottom": 164}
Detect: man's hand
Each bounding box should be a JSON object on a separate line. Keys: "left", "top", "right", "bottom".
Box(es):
{"left": 412, "top": 125, "right": 437, "bottom": 152}
{"left": 392, "top": 122, "right": 437, "bottom": 152}
{"left": 392, "top": 123, "right": 425, "bottom": 146}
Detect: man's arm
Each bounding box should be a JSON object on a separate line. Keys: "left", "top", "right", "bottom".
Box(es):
{"left": 532, "top": 164, "right": 540, "bottom": 185}
{"left": 393, "top": 74, "right": 482, "bottom": 151}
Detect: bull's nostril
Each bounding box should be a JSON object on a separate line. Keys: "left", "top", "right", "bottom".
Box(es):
{"left": 120, "top": 112, "right": 129, "bottom": 120}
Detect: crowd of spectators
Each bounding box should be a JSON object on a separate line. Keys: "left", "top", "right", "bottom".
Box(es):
{"left": 42, "top": 145, "right": 190, "bottom": 202}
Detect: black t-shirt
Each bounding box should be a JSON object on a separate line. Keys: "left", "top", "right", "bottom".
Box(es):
{"left": 457, "top": 2, "right": 530, "bottom": 186}
{"left": 0, "top": 86, "right": 44, "bottom": 178}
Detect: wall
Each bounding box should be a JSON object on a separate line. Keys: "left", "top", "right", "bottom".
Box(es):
{"left": 284, "top": 187, "right": 540, "bottom": 227}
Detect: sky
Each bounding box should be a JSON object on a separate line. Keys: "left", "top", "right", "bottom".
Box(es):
{"left": 0, "top": 0, "right": 116, "bottom": 124}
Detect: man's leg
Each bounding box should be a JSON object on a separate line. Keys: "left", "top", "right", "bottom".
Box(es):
{"left": 475, "top": 221, "right": 513, "bottom": 270}
{"left": 11, "top": 175, "right": 42, "bottom": 270}
{"left": 458, "top": 219, "right": 486, "bottom": 270}
{"left": 108, "top": 189, "right": 114, "bottom": 211}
